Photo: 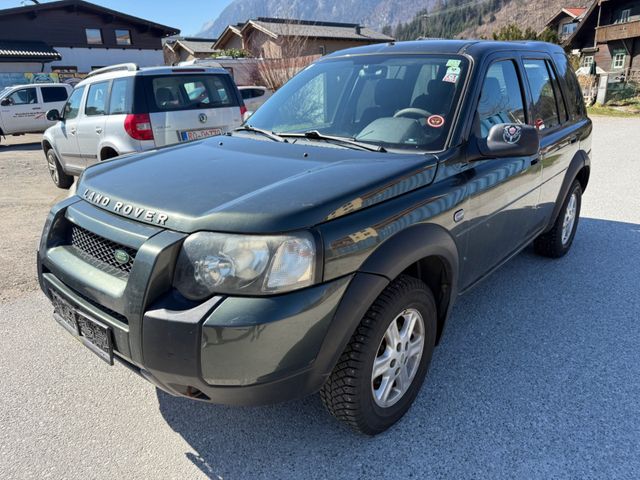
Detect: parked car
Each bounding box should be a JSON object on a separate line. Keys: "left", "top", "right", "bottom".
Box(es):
{"left": 0, "top": 83, "right": 71, "bottom": 141}
{"left": 238, "top": 86, "right": 272, "bottom": 112}
{"left": 37, "top": 40, "right": 591, "bottom": 435}
{"left": 42, "top": 63, "right": 245, "bottom": 188}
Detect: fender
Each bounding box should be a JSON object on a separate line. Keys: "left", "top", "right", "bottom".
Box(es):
{"left": 545, "top": 149, "right": 590, "bottom": 233}
{"left": 313, "top": 224, "right": 460, "bottom": 379}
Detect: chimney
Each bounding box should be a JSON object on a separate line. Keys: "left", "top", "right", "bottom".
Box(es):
{"left": 355, "top": 25, "right": 362, "bottom": 35}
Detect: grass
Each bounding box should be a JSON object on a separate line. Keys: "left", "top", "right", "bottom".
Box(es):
{"left": 587, "top": 104, "right": 640, "bottom": 118}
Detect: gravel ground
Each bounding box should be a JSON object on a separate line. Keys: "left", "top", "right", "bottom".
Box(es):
{"left": 1, "top": 117, "right": 639, "bottom": 479}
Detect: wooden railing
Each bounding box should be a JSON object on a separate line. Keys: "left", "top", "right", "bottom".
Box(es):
{"left": 596, "top": 20, "right": 640, "bottom": 42}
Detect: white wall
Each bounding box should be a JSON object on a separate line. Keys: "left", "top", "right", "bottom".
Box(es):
{"left": 46, "top": 48, "right": 165, "bottom": 72}
{"left": 0, "top": 63, "right": 44, "bottom": 73}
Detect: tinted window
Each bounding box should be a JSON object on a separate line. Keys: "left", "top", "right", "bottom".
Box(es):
{"left": 240, "top": 89, "right": 252, "bottom": 99}
{"left": 476, "top": 60, "right": 526, "bottom": 138}
{"left": 41, "top": 87, "right": 68, "bottom": 103}
{"left": 523, "top": 59, "right": 560, "bottom": 131}
{"left": 85, "top": 82, "right": 109, "bottom": 116}
{"left": 63, "top": 87, "right": 85, "bottom": 120}
{"left": 7, "top": 88, "right": 37, "bottom": 105}
{"left": 553, "top": 53, "right": 585, "bottom": 120}
{"left": 108, "top": 78, "right": 133, "bottom": 115}
{"left": 149, "top": 74, "right": 238, "bottom": 112}
{"left": 546, "top": 60, "right": 568, "bottom": 123}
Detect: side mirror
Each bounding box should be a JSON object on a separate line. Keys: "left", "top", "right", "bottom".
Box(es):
{"left": 46, "top": 109, "right": 60, "bottom": 121}
{"left": 0, "top": 98, "right": 11, "bottom": 107}
{"left": 242, "top": 110, "right": 254, "bottom": 123}
{"left": 476, "top": 123, "right": 539, "bottom": 158}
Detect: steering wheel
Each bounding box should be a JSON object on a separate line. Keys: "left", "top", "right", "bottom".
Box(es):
{"left": 393, "top": 107, "right": 431, "bottom": 119}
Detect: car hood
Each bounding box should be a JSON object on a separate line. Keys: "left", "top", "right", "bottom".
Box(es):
{"left": 76, "top": 136, "right": 438, "bottom": 233}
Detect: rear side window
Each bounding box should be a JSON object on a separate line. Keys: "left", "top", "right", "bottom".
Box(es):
{"left": 476, "top": 60, "right": 526, "bottom": 138}
{"left": 63, "top": 87, "right": 85, "bottom": 120}
{"left": 553, "top": 53, "right": 586, "bottom": 120}
{"left": 148, "top": 74, "right": 239, "bottom": 112}
{"left": 41, "top": 87, "right": 68, "bottom": 103}
{"left": 108, "top": 77, "right": 133, "bottom": 115}
{"left": 85, "top": 81, "right": 109, "bottom": 116}
{"left": 546, "top": 61, "right": 568, "bottom": 123}
{"left": 523, "top": 59, "right": 560, "bottom": 131}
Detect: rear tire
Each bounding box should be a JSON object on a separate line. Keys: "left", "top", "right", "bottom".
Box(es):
{"left": 46, "top": 148, "right": 73, "bottom": 189}
{"left": 320, "top": 275, "right": 437, "bottom": 435}
{"left": 534, "top": 180, "right": 582, "bottom": 258}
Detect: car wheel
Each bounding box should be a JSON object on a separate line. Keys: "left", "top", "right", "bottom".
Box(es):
{"left": 46, "top": 149, "right": 73, "bottom": 189}
{"left": 534, "top": 180, "right": 582, "bottom": 258}
{"left": 320, "top": 274, "right": 437, "bottom": 435}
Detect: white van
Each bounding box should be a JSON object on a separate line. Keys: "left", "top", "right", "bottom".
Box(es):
{"left": 0, "top": 83, "right": 72, "bottom": 141}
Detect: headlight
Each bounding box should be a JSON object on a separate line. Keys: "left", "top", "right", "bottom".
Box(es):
{"left": 173, "top": 232, "right": 317, "bottom": 299}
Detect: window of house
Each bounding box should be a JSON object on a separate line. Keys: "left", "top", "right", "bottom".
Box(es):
{"left": 86, "top": 28, "right": 103, "bottom": 45}
{"left": 6, "top": 88, "right": 37, "bottom": 105}
{"left": 617, "top": 9, "right": 631, "bottom": 23}
{"left": 41, "top": 87, "right": 69, "bottom": 103}
{"left": 115, "top": 29, "right": 132, "bottom": 46}
{"left": 85, "top": 82, "right": 109, "bottom": 116}
{"left": 523, "top": 59, "right": 560, "bottom": 131}
{"left": 52, "top": 66, "right": 78, "bottom": 73}
{"left": 476, "top": 60, "right": 526, "bottom": 138}
{"left": 612, "top": 51, "right": 626, "bottom": 69}
{"left": 580, "top": 55, "right": 594, "bottom": 68}
{"left": 319, "top": 45, "right": 326, "bottom": 55}
{"left": 561, "top": 23, "right": 577, "bottom": 36}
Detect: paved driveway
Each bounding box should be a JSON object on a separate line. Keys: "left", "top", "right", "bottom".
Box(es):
{"left": 1, "top": 116, "right": 639, "bottom": 479}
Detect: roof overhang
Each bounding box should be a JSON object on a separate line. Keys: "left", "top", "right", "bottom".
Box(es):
{"left": 0, "top": 40, "right": 61, "bottom": 62}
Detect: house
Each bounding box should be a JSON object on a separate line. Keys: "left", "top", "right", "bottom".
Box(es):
{"left": 566, "top": 0, "right": 640, "bottom": 78}
{"left": 0, "top": 0, "right": 178, "bottom": 74}
{"left": 545, "top": 7, "right": 588, "bottom": 41}
{"left": 213, "top": 17, "right": 394, "bottom": 58}
{"left": 163, "top": 37, "right": 218, "bottom": 65}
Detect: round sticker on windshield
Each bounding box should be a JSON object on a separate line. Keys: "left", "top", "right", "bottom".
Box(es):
{"left": 427, "top": 115, "right": 445, "bottom": 128}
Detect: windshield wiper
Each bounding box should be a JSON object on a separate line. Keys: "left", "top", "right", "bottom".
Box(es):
{"left": 232, "top": 125, "right": 288, "bottom": 143}
{"left": 278, "top": 130, "right": 386, "bottom": 152}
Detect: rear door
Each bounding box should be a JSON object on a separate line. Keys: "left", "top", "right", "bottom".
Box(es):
{"left": 40, "top": 85, "right": 70, "bottom": 130}
{"left": 0, "top": 86, "right": 42, "bottom": 133}
{"left": 145, "top": 72, "right": 243, "bottom": 146}
{"left": 77, "top": 80, "right": 109, "bottom": 165}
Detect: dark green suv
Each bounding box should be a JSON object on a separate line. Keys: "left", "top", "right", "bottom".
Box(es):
{"left": 38, "top": 40, "right": 591, "bottom": 435}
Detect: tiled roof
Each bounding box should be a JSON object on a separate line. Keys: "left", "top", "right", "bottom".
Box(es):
{"left": 176, "top": 38, "right": 217, "bottom": 54}
{"left": 0, "top": 40, "right": 61, "bottom": 61}
{"left": 251, "top": 18, "right": 394, "bottom": 41}
{"left": 564, "top": 7, "right": 587, "bottom": 18}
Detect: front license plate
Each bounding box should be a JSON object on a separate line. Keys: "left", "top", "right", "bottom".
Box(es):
{"left": 180, "top": 128, "right": 222, "bottom": 142}
{"left": 51, "top": 291, "right": 114, "bottom": 365}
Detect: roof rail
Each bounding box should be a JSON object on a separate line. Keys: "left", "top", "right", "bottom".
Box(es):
{"left": 87, "top": 63, "right": 138, "bottom": 78}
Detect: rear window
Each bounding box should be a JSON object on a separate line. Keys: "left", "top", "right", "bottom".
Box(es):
{"left": 108, "top": 77, "right": 134, "bottom": 115}
{"left": 147, "top": 74, "right": 238, "bottom": 112}
{"left": 41, "top": 86, "right": 68, "bottom": 103}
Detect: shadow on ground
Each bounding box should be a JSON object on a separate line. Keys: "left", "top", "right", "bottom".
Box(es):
{"left": 157, "top": 217, "right": 640, "bottom": 479}
{"left": 0, "top": 140, "right": 41, "bottom": 152}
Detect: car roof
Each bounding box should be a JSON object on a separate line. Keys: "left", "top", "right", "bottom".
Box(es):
{"left": 324, "top": 39, "right": 565, "bottom": 59}
{"left": 75, "top": 65, "right": 230, "bottom": 87}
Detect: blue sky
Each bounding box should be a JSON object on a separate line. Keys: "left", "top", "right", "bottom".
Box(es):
{"left": 0, "top": 0, "right": 234, "bottom": 36}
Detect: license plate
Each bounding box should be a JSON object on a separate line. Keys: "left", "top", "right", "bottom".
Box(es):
{"left": 51, "top": 290, "right": 114, "bottom": 365}
{"left": 179, "top": 128, "right": 222, "bottom": 142}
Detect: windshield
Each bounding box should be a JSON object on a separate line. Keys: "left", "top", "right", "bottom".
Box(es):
{"left": 248, "top": 54, "right": 469, "bottom": 152}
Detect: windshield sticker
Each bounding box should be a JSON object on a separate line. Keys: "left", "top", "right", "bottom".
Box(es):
{"left": 446, "top": 66, "right": 461, "bottom": 75}
{"left": 446, "top": 59, "right": 462, "bottom": 68}
{"left": 442, "top": 73, "right": 459, "bottom": 83}
{"left": 427, "top": 115, "right": 445, "bottom": 128}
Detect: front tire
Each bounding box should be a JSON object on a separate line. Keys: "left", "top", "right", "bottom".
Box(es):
{"left": 46, "top": 148, "right": 73, "bottom": 189}
{"left": 320, "top": 275, "right": 437, "bottom": 435}
{"left": 534, "top": 180, "right": 582, "bottom": 258}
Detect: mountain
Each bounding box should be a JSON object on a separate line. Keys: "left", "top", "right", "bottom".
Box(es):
{"left": 197, "top": 0, "right": 434, "bottom": 38}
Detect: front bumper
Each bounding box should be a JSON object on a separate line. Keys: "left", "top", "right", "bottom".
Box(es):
{"left": 37, "top": 198, "right": 380, "bottom": 405}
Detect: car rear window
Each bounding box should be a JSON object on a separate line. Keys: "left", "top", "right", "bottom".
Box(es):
{"left": 147, "top": 74, "right": 238, "bottom": 112}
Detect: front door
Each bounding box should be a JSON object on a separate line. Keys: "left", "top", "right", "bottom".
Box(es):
{"left": 55, "top": 86, "right": 85, "bottom": 170}
{"left": 77, "top": 80, "right": 108, "bottom": 164}
{"left": 0, "top": 87, "right": 42, "bottom": 133}
{"left": 461, "top": 57, "right": 543, "bottom": 288}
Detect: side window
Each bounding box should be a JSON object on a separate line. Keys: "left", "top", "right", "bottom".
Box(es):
{"left": 63, "top": 87, "right": 85, "bottom": 120}
{"left": 108, "top": 78, "right": 133, "bottom": 115}
{"left": 476, "top": 60, "right": 526, "bottom": 138}
{"left": 554, "top": 53, "right": 586, "bottom": 120}
{"left": 41, "top": 87, "right": 69, "bottom": 103}
{"left": 85, "top": 81, "right": 109, "bottom": 116}
{"left": 523, "top": 59, "right": 560, "bottom": 131}
{"left": 7, "top": 88, "right": 37, "bottom": 105}
{"left": 546, "top": 61, "right": 568, "bottom": 123}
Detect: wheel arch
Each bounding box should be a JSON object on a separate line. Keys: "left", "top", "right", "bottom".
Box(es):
{"left": 99, "top": 145, "right": 119, "bottom": 161}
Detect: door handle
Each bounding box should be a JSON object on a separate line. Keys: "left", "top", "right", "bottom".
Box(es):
{"left": 69, "top": 128, "right": 76, "bottom": 135}
{"left": 570, "top": 136, "right": 578, "bottom": 144}
{"left": 95, "top": 127, "right": 103, "bottom": 134}
{"left": 531, "top": 157, "right": 540, "bottom": 166}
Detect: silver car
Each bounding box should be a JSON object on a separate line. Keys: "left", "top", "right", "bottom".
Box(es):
{"left": 43, "top": 63, "right": 245, "bottom": 188}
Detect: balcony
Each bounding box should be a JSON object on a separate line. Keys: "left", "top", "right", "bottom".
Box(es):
{"left": 596, "top": 19, "right": 640, "bottom": 42}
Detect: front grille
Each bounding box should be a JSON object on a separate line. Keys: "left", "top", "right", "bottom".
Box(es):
{"left": 70, "top": 225, "right": 136, "bottom": 275}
